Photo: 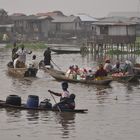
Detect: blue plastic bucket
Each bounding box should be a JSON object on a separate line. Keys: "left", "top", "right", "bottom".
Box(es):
{"left": 26, "top": 95, "right": 39, "bottom": 108}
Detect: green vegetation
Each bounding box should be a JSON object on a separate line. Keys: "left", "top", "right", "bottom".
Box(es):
{"left": 107, "top": 50, "right": 128, "bottom": 55}
{"left": 133, "top": 50, "right": 140, "bottom": 54}
{"left": 107, "top": 49, "right": 140, "bottom": 55}
{"left": 135, "top": 37, "right": 140, "bottom": 43}
{"left": 6, "top": 42, "right": 47, "bottom": 49}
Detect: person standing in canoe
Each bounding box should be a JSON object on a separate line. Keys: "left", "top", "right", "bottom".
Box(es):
{"left": 44, "top": 47, "right": 51, "bottom": 66}
{"left": 12, "top": 41, "right": 18, "bottom": 62}
{"left": 48, "top": 81, "right": 76, "bottom": 110}
{"left": 15, "top": 44, "right": 32, "bottom": 68}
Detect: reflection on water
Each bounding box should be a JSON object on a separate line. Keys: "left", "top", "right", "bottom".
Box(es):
{"left": 96, "top": 89, "right": 111, "bottom": 104}
{"left": 5, "top": 108, "right": 22, "bottom": 119}
{"left": 12, "top": 78, "right": 33, "bottom": 86}
{"left": 26, "top": 110, "right": 40, "bottom": 123}
{"left": 54, "top": 112, "right": 76, "bottom": 138}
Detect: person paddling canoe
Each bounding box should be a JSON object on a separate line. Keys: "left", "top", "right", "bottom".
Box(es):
{"left": 48, "top": 81, "right": 75, "bottom": 110}
{"left": 44, "top": 47, "right": 51, "bottom": 66}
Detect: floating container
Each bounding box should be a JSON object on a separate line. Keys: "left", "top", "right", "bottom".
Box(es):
{"left": 26, "top": 95, "right": 39, "bottom": 108}
{"left": 6, "top": 95, "right": 21, "bottom": 106}
{"left": 40, "top": 99, "right": 52, "bottom": 109}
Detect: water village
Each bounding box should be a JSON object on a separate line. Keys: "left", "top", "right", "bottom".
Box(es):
{"left": 1, "top": 8, "right": 140, "bottom": 111}
{"left": 1, "top": 9, "right": 140, "bottom": 53}
{"left": 1, "top": 2, "right": 140, "bottom": 139}
{"left": 0, "top": 9, "right": 140, "bottom": 109}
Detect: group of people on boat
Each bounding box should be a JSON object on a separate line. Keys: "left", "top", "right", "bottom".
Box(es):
{"left": 104, "top": 59, "right": 134, "bottom": 77}
{"left": 11, "top": 42, "right": 52, "bottom": 68}
{"left": 11, "top": 42, "right": 33, "bottom": 68}
{"left": 65, "top": 58, "right": 135, "bottom": 80}
{"left": 10, "top": 42, "right": 39, "bottom": 77}
{"left": 8, "top": 42, "right": 54, "bottom": 77}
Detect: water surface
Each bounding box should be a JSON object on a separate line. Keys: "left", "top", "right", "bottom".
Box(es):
{"left": 0, "top": 46, "right": 140, "bottom": 140}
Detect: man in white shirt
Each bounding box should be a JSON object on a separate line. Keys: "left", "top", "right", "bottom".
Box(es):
{"left": 24, "top": 55, "right": 38, "bottom": 77}
{"left": 29, "top": 55, "right": 38, "bottom": 69}
{"left": 16, "top": 45, "right": 32, "bottom": 67}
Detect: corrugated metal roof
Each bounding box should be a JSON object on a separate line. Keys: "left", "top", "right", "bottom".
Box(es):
{"left": 92, "top": 17, "right": 137, "bottom": 25}
{"left": 10, "top": 15, "right": 53, "bottom": 21}
{"left": 52, "top": 15, "right": 80, "bottom": 23}
{"left": 129, "top": 17, "right": 140, "bottom": 23}
{"left": 92, "top": 22, "right": 136, "bottom": 26}
{"left": 37, "top": 16, "right": 53, "bottom": 20}
{"left": 36, "top": 11, "right": 64, "bottom": 17}
{"left": 10, "top": 15, "right": 37, "bottom": 21}
{"left": 76, "top": 13, "right": 98, "bottom": 22}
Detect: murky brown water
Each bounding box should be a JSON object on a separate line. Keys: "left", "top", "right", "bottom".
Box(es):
{"left": 1, "top": 45, "right": 140, "bottom": 140}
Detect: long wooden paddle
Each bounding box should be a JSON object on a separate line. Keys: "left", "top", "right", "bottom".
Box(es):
{"left": 48, "top": 90, "right": 61, "bottom": 112}
{"left": 51, "top": 59, "right": 62, "bottom": 70}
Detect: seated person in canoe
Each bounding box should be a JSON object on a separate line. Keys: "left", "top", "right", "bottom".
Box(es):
{"left": 112, "top": 60, "right": 134, "bottom": 77}
{"left": 65, "top": 65, "right": 76, "bottom": 79}
{"left": 24, "top": 55, "right": 39, "bottom": 77}
{"left": 85, "top": 69, "right": 95, "bottom": 80}
{"left": 28, "top": 55, "right": 39, "bottom": 70}
{"left": 112, "top": 60, "right": 122, "bottom": 73}
{"left": 123, "top": 60, "right": 134, "bottom": 75}
{"left": 66, "top": 65, "right": 89, "bottom": 80}
{"left": 94, "top": 64, "right": 108, "bottom": 80}
{"left": 48, "top": 81, "right": 75, "bottom": 110}
{"left": 103, "top": 59, "right": 112, "bottom": 73}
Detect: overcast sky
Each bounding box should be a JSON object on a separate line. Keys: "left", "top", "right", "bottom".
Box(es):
{"left": 0, "top": 0, "right": 139, "bottom": 17}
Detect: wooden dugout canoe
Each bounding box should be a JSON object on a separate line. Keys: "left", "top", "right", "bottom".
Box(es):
{"left": 7, "top": 67, "right": 28, "bottom": 77}
{"left": 46, "top": 68, "right": 112, "bottom": 86}
{"left": 0, "top": 100, "right": 88, "bottom": 113}
{"left": 111, "top": 75, "right": 138, "bottom": 83}
{"left": 51, "top": 48, "right": 81, "bottom": 54}
{"left": 7, "top": 66, "right": 38, "bottom": 78}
